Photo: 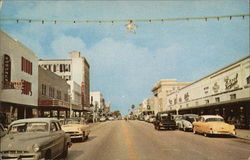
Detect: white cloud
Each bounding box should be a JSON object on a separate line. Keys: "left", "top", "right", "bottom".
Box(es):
{"left": 51, "top": 35, "right": 87, "bottom": 58}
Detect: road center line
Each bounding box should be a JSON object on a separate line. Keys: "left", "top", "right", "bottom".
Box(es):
{"left": 122, "top": 122, "right": 140, "bottom": 160}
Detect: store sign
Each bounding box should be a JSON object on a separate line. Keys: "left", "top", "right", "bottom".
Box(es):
{"left": 204, "top": 86, "right": 209, "bottom": 94}
{"left": 224, "top": 73, "right": 238, "bottom": 90}
{"left": 3, "top": 54, "right": 11, "bottom": 88}
{"left": 212, "top": 82, "right": 220, "bottom": 93}
{"left": 184, "top": 92, "right": 189, "bottom": 101}
{"left": 21, "top": 80, "right": 32, "bottom": 96}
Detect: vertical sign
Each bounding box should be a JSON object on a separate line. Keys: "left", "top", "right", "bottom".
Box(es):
{"left": 81, "top": 82, "right": 85, "bottom": 108}
{"left": 3, "top": 54, "right": 11, "bottom": 88}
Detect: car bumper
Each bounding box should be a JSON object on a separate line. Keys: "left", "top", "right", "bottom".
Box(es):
{"left": 0, "top": 152, "right": 41, "bottom": 160}
{"left": 209, "top": 131, "right": 236, "bottom": 136}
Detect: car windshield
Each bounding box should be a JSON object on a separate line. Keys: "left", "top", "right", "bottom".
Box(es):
{"left": 186, "top": 117, "right": 198, "bottom": 123}
{"left": 161, "top": 116, "right": 172, "bottom": 121}
{"left": 205, "top": 118, "right": 224, "bottom": 122}
{"left": 9, "top": 122, "right": 49, "bottom": 133}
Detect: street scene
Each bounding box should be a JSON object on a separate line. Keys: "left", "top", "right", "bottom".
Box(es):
{"left": 0, "top": 1, "right": 250, "bottom": 160}
{"left": 66, "top": 120, "right": 250, "bottom": 160}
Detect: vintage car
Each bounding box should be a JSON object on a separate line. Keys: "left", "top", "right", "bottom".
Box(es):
{"left": 61, "top": 118, "right": 90, "bottom": 141}
{"left": 192, "top": 115, "right": 236, "bottom": 137}
{"left": 154, "top": 112, "right": 176, "bottom": 130}
{"left": 0, "top": 118, "right": 71, "bottom": 160}
{"left": 177, "top": 114, "right": 199, "bottom": 131}
{"left": 100, "top": 117, "right": 107, "bottom": 122}
{"left": 0, "top": 123, "right": 6, "bottom": 137}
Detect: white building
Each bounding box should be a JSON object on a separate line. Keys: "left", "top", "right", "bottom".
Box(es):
{"left": 0, "top": 30, "right": 38, "bottom": 123}
{"left": 90, "top": 92, "right": 105, "bottom": 109}
{"left": 166, "top": 56, "right": 250, "bottom": 129}
{"left": 39, "top": 51, "right": 90, "bottom": 113}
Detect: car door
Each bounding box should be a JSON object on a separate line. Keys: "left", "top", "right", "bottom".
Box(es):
{"left": 50, "top": 122, "right": 62, "bottom": 158}
{"left": 196, "top": 117, "right": 205, "bottom": 133}
{"left": 56, "top": 122, "right": 65, "bottom": 153}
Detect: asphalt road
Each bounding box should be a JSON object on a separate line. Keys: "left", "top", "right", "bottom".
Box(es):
{"left": 66, "top": 120, "right": 250, "bottom": 160}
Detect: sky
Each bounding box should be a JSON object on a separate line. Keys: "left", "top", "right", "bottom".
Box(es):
{"left": 0, "top": 0, "right": 249, "bottom": 115}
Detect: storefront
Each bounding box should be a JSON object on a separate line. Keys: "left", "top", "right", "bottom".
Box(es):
{"left": 166, "top": 56, "right": 250, "bottom": 129}
{"left": 0, "top": 31, "right": 38, "bottom": 125}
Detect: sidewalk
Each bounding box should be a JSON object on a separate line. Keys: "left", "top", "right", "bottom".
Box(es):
{"left": 236, "top": 129, "right": 250, "bottom": 140}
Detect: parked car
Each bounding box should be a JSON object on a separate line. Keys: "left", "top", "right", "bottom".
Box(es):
{"left": 177, "top": 114, "right": 198, "bottom": 131}
{"left": 0, "top": 123, "right": 6, "bottom": 137}
{"left": 108, "top": 116, "right": 115, "bottom": 121}
{"left": 193, "top": 115, "right": 236, "bottom": 137}
{"left": 149, "top": 115, "right": 156, "bottom": 123}
{"left": 154, "top": 112, "right": 176, "bottom": 130}
{"left": 61, "top": 117, "right": 90, "bottom": 142}
{"left": 100, "top": 117, "right": 107, "bottom": 122}
{"left": 0, "top": 118, "right": 71, "bottom": 160}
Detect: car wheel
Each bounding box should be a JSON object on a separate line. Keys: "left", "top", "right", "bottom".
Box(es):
{"left": 183, "top": 127, "right": 186, "bottom": 132}
{"left": 62, "top": 145, "right": 68, "bottom": 158}
{"left": 45, "top": 150, "right": 51, "bottom": 160}
{"left": 204, "top": 133, "right": 209, "bottom": 137}
{"left": 193, "top": 128, "right": 197, "bottom": 134}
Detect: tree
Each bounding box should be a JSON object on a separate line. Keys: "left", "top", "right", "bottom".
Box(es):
{"left": 131, "top": 104, "right": 135, "bottom": 110}
{"left": 113, "top": 110, "right": 121, "bottom": 117}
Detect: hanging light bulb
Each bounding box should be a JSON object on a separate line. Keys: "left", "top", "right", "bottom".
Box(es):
{"left": 125, "top": 20, "right": 137, "bottom": 34}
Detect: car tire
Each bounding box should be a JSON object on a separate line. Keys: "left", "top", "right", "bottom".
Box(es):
{"left": 45, "top": 150, "right": 51, "bottom": 160}
{"left": 193, "top": 128, "right": 197, "bottom": 134}
{"left": 204, "top": 133, "right": 209, "bottom": 137}
{"left": 62, "top": 145, "right": 68, "bottom": 158}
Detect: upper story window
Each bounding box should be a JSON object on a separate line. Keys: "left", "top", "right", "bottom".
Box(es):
{"left": 42, "top": 84, "right": 46, "bottom": 95}
{"left": 57, "top": 90, "right": 61, "bottom": 99}
{"left": 247, "top": 76, "right": 250, "bottom": 84}
{"left": 215, "top": 97, "right": 220, "bottom": 103}
{"left": 230, "top": 94, "right": 236, "bottom": 100}
{"left": 21, "top": 57, "right": 32, "bottom": 75}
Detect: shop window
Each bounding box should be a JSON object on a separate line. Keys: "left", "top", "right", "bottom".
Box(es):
{"left": 215, "top": 97, "right": 220, "bottom": 103}
{"left": 53, "top": 65, "right": 56, "bottom": 72}
{"left": 230, "top": 94, "right": 236, "bottom": 100}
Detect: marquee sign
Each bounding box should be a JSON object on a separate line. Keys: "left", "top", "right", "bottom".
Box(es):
{"left": 3, "top": 54, "right": 11, "bottom": 88}
{"left": 224, "top": 73, "right": 238, "bottom": 90}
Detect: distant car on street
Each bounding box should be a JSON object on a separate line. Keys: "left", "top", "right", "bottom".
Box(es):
{"left": 100, "top": 117, "right": 107, "bottom": 122}
{"left": 193, "top": 115, "right": 236, "bottom": 137}
{"left": 177, "top": 114, "right": 198, "bottom": 132}
{"left": 154, "top": 112, "right": 176, "bottom": 130}
{"left": 108, "top": 117, "right": 115, "bottom": 121}
{"left": 149, "top": 115, "right": 156, "bottom": 123}
{"left": 0, "top": 118, "right": 71, "bottom": 160}
{"left": 61, "top": 118, "right": 90, "bottom": 142}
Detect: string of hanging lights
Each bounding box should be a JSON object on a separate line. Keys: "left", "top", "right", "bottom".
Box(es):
{"left": 0, "top": 14, "right": 249, "bottom": 33}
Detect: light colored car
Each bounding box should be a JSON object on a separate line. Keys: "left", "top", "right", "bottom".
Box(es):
{"left": 177, "top": 114, "right": 198, "bottom": 132}
{"left": 149, "top": 115, "right": 156, "bottom": 123}
{"left": 108, "top": 116, "right": 115, "bottom": 121}
{"left": 0, "top": 118, "right": 71, "bottom": 160}
{"left": 100, "top": 117, "right": 106, "bottom": 122}
{"left": 193, "top": 115, "right": 236, "bottom": 137}
{"left": 61, "top": 118, "right": 90, "bottom": 141}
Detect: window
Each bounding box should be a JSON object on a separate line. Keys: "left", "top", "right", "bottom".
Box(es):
{"left": 57, "top": 90, "right": 61, "bottom": 99}
{"left": 247, "top": 76, "right": 250, "bottom": 84}
{"left": 50, "top": 122, "right": 58, "bottom": 132}
{"left": 42, "top": 84, "right": 46, "bottom": 95}
{"left": 205, "top": 100, "right": 209, "bottom": 104}
{"left": 215, "top": 97, "right": 220, "bottom": 102}
{"left": 60, "top": 64, "right": 63, "bottom": 72}
{"left": 64, "top": 94, "right": 68, "bottom": 102}
{"left": 49, "top": 87, "right": 55, "bottom": 98}
{"left": 230, "top": 94, "right": 236, "bottom": 100}
{"left": 53, "top": 65, "right": 56, "bottom": 72}
{"left": 21, "top": 57, "right": 32, "bottom": 75}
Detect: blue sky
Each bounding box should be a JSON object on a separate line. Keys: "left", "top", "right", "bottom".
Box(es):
{"left": 0, "top": 0, "right": 249, "bottom": 115}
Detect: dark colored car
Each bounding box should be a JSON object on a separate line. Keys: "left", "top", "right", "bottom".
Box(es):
{"left": 154, "top": 112, "right": 176, "bottom": 130}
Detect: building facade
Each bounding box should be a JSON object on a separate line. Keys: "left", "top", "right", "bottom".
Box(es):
{"left": 166, "top": 56, "right": 250, "bottom": 129}
{"left": 151, "top": 79, "right": 191, "bottom": 112}
{"left": 0, "top": 30, "right": 38, "bottom": 124}
{"left": 38, "top": 66, "right": 70, "bottom": 118}
{"left": 39, "top": 51, "right": 90, "bottom": 113}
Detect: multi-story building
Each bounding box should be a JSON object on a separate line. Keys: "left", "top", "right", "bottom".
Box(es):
{"left": 39, "top": 51, "right": 90, "bottom": 115}
{"left": 0, "top": 30, "right": 38, "bottom": 124}
{"left": 90, "top": 92, "right": 105, "bottom": 109}
{"left": 151, "top": 79, "right": 191, "bottom": 112}
{"left": 38, "top": 66, "right": 70, "bottom": 118}
{"left": 167, "top": 56, "right": 250, "bottom": 129}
